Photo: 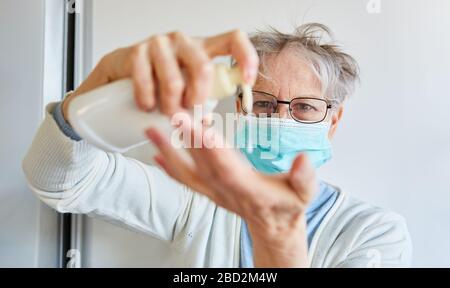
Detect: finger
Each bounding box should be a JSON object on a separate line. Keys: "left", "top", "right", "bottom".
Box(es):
{"left": 173, "top": 117, "right": 226, "bottom": 180}
{"left": 101, "top": 47, "right": 133, "bottom": 80}
{"left": 289, "top": 154, "right": 317, "bottom": 204}
{"left": 129, "top": 43, "right": 156, "bottom": 111}
{"left": 169, "top": 32, "right": 213, "bottom": 108}
{"left": 149, "top": 35, "right": 185, "bottom": 115}
{"left": 201, "top": 112, "right": 213, "bottom": 127}
{"left": 153, "top": 154, "right": 169, "bottom": 171}
{"left": 177, "top": 119, "right": 214, "bottom": 173}
{"left": 146, "top": 126, "right": 194, "bottom": 176}
{"left": 146, "top": 127, "right": 216, "bottom": 200}
{"left": 182, "top": 119, "right": 224, "bottom": 160}
{"left": 153, "top": 153, "right": 192, "bottom": 187}
{"left": 183, "top": 119, "right": 250, "bottom": 185}
{"left": 203, "top": 30, "right": 259, "bottom": 84}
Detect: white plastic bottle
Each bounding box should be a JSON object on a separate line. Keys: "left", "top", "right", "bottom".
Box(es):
{"left": 68, "top": 64, "right": 252, "bottom": 153}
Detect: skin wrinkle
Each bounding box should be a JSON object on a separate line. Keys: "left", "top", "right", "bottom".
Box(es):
{"left": 236, "top": 46, "right": 329, "bottom": 122}
{"left": 249, "top": 24, "right": 359, "bottom": 105}
{"left": 236, "top": 45, "right": 347, "bottom": 139}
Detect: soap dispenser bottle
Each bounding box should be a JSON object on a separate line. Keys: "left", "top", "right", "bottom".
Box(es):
{"left": 67, "top": 63, "right": 252, "bottom": 153}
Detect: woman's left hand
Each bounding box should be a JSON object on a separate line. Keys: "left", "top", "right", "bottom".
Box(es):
{"left": 146, "top": 119, "right": 317, "bottom": 267}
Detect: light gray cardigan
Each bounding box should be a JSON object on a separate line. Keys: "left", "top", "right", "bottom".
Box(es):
{"left": 22, "top": 103, "right": 412, "bottom": 267}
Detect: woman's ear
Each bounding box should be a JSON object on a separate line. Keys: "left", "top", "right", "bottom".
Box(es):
{"left": 328, "top": 105, "right": 344, "bottom": 139}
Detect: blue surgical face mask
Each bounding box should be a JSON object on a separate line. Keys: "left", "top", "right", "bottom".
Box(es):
{"left": 235, "top": 115, "right": 332, "bottom": 174}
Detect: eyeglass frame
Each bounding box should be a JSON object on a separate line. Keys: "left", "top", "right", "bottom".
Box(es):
{"left": 237, "top": 90, "right": 334, "bottom": 124}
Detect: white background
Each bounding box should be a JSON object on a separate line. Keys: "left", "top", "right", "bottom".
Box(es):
{"left": 80, "top": 0, "right": 450, "bottom": 267}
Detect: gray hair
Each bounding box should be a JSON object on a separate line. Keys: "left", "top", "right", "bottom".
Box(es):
{"left": 248, "top": 23, "right": 360, "bottom": 105}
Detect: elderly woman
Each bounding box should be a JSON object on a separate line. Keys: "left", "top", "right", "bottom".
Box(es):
{"left": 23, "top": 23, "right": 412, "bottom": 267}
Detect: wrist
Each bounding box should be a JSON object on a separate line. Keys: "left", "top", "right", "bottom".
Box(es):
{"left": 247, "top": 216, "right": 309, "bottom": 267}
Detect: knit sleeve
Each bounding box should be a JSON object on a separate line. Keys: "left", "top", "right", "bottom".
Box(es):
{"left": 22, "top": 102, "right": 191, "bottom": 242}
{"left": 333, "top": 211, "right": 412, "bottom": 268}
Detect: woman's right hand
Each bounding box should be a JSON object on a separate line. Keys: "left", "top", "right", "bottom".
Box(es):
{"left": 62, "top": 30, "right": 259, "bottom": 123}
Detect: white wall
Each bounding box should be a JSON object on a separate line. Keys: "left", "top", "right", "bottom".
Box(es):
{"left": 83, "top": 0, "right": 450, "bottom": 267}
{"left": 0, "top": 0, "right": 61, "bottom": 267}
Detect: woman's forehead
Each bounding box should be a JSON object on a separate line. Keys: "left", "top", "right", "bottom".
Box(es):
{"left": 253, "top": 50, "right": 323, "bottom": 99}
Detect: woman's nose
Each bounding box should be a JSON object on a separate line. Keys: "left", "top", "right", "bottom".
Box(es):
{"left": 275, "top": 104, "right": 291, "bottom": 119}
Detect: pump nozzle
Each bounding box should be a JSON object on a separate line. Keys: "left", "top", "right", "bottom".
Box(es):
{"left": 211, "top": 64, "right": 253, "bottom": 111}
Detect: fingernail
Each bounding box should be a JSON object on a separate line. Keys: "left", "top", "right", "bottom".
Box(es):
{"left": 244, "top": 67, "right": 257, "bottom": 84}
{"left": 146, "top": 127, "right": 161, "bottom": 145}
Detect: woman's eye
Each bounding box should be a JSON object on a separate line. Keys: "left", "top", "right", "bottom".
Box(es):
{"left": 294, "top": 103, "right": 316, "bottom": 112}
{"left": 254, "top": 101, "right": 272, "bottom": 108}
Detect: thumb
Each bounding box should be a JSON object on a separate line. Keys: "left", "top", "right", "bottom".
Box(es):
{"left": 289, "top": 153, "right": 317, "bottom": 204}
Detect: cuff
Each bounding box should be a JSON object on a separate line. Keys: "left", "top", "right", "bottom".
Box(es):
{"left": 52, "top": 101, "right": 82, "bottom": 141}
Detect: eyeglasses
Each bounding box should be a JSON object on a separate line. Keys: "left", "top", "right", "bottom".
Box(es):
{"left": 238, "top": 90, "right": 333, "bottom": 124}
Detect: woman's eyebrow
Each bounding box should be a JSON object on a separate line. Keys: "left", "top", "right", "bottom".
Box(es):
{"left": 252, "top": 89, "right": 323, "bottom": 100}
{"left": 294, "top": 94, "right": 322, "bottom": 98}
{"left": 252, "top": 89, "right": 276, "bottom": 95}
{"left": 284, "top": 93, "right": 324, "bottom": 100}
